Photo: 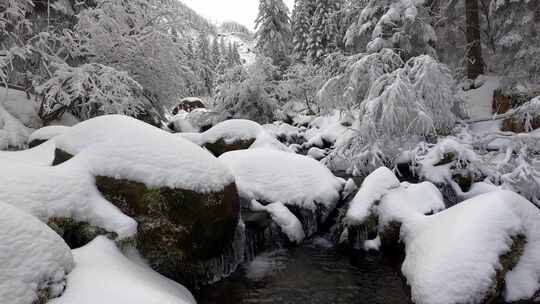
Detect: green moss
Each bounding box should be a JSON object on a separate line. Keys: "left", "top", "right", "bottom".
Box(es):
{"left": 485, "top": 234, "right": 527, "bottom": 302}
{"left": 95, "top": 176, "right": 240, "bottom": 281}
{"left": 48, "top": 217, "right": 117, "bottom": 249}
{"left": 204, "top": 138, "right": 256, "bottom": 156}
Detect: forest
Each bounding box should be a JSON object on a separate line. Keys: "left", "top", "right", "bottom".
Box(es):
{"left": 0, "top": 0, "right": 539, "bottom": 303}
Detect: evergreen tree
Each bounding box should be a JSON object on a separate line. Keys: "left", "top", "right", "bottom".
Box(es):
{"left": 210, "top": 37, "right": 221, "bottom": 69}
{"left": 254, "top": 0, "right": 293, "bottom": 68}
{"left": 307, "top": 0, "right": 341, "bottom": 63}
{"left": 196, "top": 31, "right": 214, "bottom": 95}
{"left": 291, "top": 0, "right": 316, "bottom": 62}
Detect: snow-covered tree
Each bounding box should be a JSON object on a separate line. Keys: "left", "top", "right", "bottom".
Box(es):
{"left": 307, "top": 0, "right": 342, "bottom": 62}
{"left": 36, "top": 63, "right": 145, "bottom": 122}
{"left": 291, "top": 0, "right": 316, "bottom": 62}
{"left": 63, "top": 0, "right": 204, "bottom": 107}
{"left": 255, "top": 0, "right": 293, "bottom": 68}
{"left": 489, "top": 0, "right": 540, "bottom": 88}
{"left": 345, "top": 0, "right": 437, "bottom": 59}
{"left": 215, "top": 56, "right": 279, "bottom": 123}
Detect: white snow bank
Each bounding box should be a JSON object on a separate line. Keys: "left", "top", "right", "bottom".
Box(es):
{"left": 50, "top": 237, "right": 196, "bottom": 304}
{"left": 401, "top": 190, "right": 540, "bottom": 304}
{"left": 0, "top": 140, "right": 56, "bottom": 165}
{"left": 0, "top": 158, "right": 137, "bottom": 238}
{"left": 219, "top": 148, "right": 343, "bottom": 210}
{"left": 251, "top": 200, "right": 305, "bottom": 243}
{"left": 345, "top": 167, "right": 400, "bottom": 225}
{"left": 50, "top": 115, "right": 234, "bottom": 192}
{"left": 28, "top": 125, "right": 70, "bottom": 143}
{"left": 459, "top": 76, "right": 500, "bottom": 120}
{"left": 0, "top": 201, "right": 74, "bottom": 304}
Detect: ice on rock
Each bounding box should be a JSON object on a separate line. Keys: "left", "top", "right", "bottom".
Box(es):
{"left": 50, "top": 237, "right": 196, "bottom": 304}
{"left": 0, "top": 201, "right": 74, "bottom": 304}
{"left": 251, "top": 200, "right": 305, "bottom": 243}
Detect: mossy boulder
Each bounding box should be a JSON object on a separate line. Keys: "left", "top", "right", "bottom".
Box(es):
{"left": 204, "top": 138, "right": 256, "bottom": 157}
{"left": 48, "top": 217, "right": 117, "bottom": 249}
{"left": 95, "top": 176, "right": 240, "bottom": 284}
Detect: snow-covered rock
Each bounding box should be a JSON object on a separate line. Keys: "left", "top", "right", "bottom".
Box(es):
{"left": 50, "top": 237, "right": 196, "bottom": 304}
{"left": 251, "top": 200, "right": 305, "bottom": 243}
{"left": 0, "top": 201, "right": 74, "bottom": 304}
{"left": 343, "top": 167, "right": 445, "bottom": 250}
{"left": 181, "top": 119, "right": 289, "bottom": 156}
{"left": 219, "top": 148, "right": 344, "bottom": 237}
{"left": 5, "top": 115, "right": 242, "bottom": 286}
{"left": 401, "top": 190, "right": 540, "bottom": 304}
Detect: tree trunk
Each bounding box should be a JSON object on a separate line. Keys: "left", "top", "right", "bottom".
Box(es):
{"left": 465, "top": 0, "right": 484, "bottom": 80}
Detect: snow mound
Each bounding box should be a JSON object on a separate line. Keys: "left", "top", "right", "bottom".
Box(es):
{"left": 51, "top": 115, "right": 234, "bottom": 192}
{"left": 183, "top": 119, "right": 290, "bottom": 152}
{"left": 377, "top": 182, "right": 445, "bottom": 229}
{"left": 0, "top": 201, "right": 74, "bottom": 304}
{"left": 28, "top": 125, "right": 70, "bottom": 143}
{"left": 303, "top": 112, "right": 349, "bottom": 149}
{"left": 401, "top": 190, "right": 540, "bottom": 304}
{"left": 50, "top": 236, "right": 196, "bottom": 304}
{"left": 0, "top": 158, "right": 137, "bottom": 238}
{"left": 0, "top": 140, "right": 56, "bottom": 165}
{"left": 345, "top": 167, "right": 400, "bottom": 225}
{"left": 219, "top": 148, "right": 343, "bottom": 210}
{"left": 0, "top": 103, "right": 31, "bottom": 150}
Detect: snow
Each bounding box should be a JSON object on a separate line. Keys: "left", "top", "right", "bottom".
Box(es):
{"left": 363, "top": 236, "right": 381, "bottom": 252}
{"left": 307, "top": 147, "right": 327, "bottom": 160}
{"left": 50, "top": 237, "right": 196, "bottom": 304}
{"left": 251, "top": 200, "right": 305, "bottom": 243}
{"left": 182, "top": 119, "right": 290, "bottom": 152}
{"left": 220, "top": 32, "right": 256, "bottom": 66}
{"left": 0, "top": 87, "right": 41, "bottom": 128}
{"left": 0, "top": 157, "right": 138, "bottom": 238}
{"left": 0, "top": 140, "right": 56, "bottom": 166}
{"left": 51, "top": 115, "right": 234, "bottom": 192}
{"left": 401, "top": 190, "right": 540, "bottom": 304}
{"left": 1, "top": 115, "right": 236, "bottom": 238}
{"left": 219, "top": 148, "right": 343, "bottom": 210}
{"left": 302, "top": 112, "right": 349, "bottom": 149}
{"left": 0, "top": 103, "right": 31, "bottom": 150}
{"left": 376, "top": 181, "right": 445, "bottom": 229}
{"left": 0, "top": 201, "right": 74, "bottom": 304}
{"left": 460, "top": 76, "right": 501, "bottom": 120}
{"left": 342, "top": 178, "right": 358, "bottom": 199}
{"left": 345, "top": 167, "right": 400, "bottom": 225}
{"left": 29, "top": 125, "right": 70, "bottom": 143}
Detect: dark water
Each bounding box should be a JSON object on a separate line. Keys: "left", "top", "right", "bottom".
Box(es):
{"left": 195, "top": 237, "right": 412, "bottom": 304}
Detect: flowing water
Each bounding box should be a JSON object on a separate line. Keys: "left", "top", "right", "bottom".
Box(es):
{"left": 195, "top": 237, "right": 412, "bottom": 304}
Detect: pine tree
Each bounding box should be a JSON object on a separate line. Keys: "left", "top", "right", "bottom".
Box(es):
{"left": 291, "top": 0, "right": 316, "bottom": 62}
{"left": 210, "top": 37, "right": 221, "bottom": 69}
{"left": 307, "top": 0, "right": 341, "bottom": 63}
{"left": 254, "top": 0, "right": 293, "bottom": 68}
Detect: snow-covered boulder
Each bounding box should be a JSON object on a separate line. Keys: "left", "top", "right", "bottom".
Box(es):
{"left": 0, "top": 103, "right": 31, "bottom": 150}
{"left": 3, "top": 115, "right": 242, "bottom": 285}
{"left": 219, "top": 148, "right": 344, "bottom": 237}
{"left": 182, "top": 119, "right": 289, "bottom": 156}
{"left": 0, "top": 201, "right": 74, "bottom": 304}
{"left": 343, "top": 167, "right": 445, "bottom": 250}
{"left": 50, "top": 237, "right": 196, "bottom": 304}
{"left": 401, "top": 190, "right": 540, "bottom": 304}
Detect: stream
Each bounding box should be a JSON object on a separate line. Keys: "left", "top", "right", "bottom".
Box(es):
{"left": 195, "top": 236, "right": 412, "bottom": 304}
